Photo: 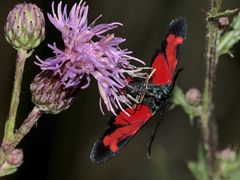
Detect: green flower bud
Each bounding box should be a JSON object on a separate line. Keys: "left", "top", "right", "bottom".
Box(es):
{"left": 30, "top": 71, "right": 80, "bottom": 114}
{"left": 4, "top": 3, "right": 45, "bottom": 50}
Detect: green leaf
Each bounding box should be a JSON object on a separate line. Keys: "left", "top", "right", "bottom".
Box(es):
{"left": 217, "top": 13, "right": 240, "bottom": 56}
{"left": 188, "top": 147, "right": 209, "bottom": 180}
{"left": 216, "top": 149, "right": 240, "bottom": 180}
{"left": 0, "top": 165, "right": 18, "bottom": 177}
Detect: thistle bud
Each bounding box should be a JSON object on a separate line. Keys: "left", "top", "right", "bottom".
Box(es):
{"left": 4, "top": 3, "right": 45, "bottom": 50}
{"left": 220, "top": 148, "right": 236, "bottom": 161}
{"left": 7, "top": 149, "right": 23, "bottom": 166}
{"left": 30, "top": 71, "right": 80, "bottom": 114}
{"left": 186, "top": 88, "right": 202, "bottom": 106}
{"left": 218, "top": 17, "right": 230, "bottom": 28}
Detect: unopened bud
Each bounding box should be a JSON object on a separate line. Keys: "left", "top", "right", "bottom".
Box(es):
{"left": 218, "top": 17, "right": 230, "bottom": 27}
{"left": 186, "top": 88, "right": 202, "bottom": 106}
{"left": 4, "top": 3, "right": 45, "bottom": 50}
{"left": 7, "top": 149, "right": 23, "bottom": 166}
{"left": 30, "top": 71, "right": 80, "bottom": 114}
{"left": 220, "top": 148, "right": 236, "bottom": 161}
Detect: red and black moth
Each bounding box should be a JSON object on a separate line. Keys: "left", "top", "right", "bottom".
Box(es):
{"left": 90, "top": 17, "right": 187, "bottom": 164}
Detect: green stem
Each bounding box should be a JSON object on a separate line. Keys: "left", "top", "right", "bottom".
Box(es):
{"left": 0, "top": 107, "right": 42, "bottom": 177}
{"left": 6, "top": 107, "right": 42, "bottom": 152}
{"left": 208, "top": 8, "right": 239, "bottom": 20}
{"left": 201, "top": 0, "right": 222, "bottom": 179}
{"left": 3, "top": 49, "right": 31, "bottom": 145}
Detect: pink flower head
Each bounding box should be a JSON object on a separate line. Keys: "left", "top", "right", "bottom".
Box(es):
{"left": 36, "top": 1, "right": 145, "bottom": 115}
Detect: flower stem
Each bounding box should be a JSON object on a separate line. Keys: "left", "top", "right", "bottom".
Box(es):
{"left": 0, "top": 107, "right": 42, "bottom": 177}
{"left": 201, "top": 0, "right": 222, "bottom": 179}
{"left": 5, "top": 107, "right": 42, "bottom": 152}
{"left": 3, "top": 49, "right": 32, "bottom": 145}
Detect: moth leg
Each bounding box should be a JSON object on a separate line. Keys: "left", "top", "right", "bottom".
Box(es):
{"left": 127, "top": 94, "right": 142, "bottom": 104}
{"left": 148, "top": 68, "right": 156, "bottom": 80}
{"left": 138, "top": 69, "right": 156, "bottom": 103}
{"left": 127, "top": 69, "right": 156, "bottom": 106}
{"left": 146, "top": 111, "right": 164, "bottom": 159}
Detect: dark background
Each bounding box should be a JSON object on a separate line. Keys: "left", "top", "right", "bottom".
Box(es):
{"left": 1, "top": 0, "right": 240, "bottom": 180}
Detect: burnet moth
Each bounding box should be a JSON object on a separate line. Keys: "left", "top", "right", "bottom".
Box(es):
{"left": 90, "top": 17, "right": 187, "bottom": 164}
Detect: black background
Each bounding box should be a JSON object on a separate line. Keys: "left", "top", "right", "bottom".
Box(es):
{"left": 1, "top": 0, "right": 240, "bottom": 180}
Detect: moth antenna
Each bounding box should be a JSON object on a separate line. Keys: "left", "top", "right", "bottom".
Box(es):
{"left": 146, "top": 112, "right": 164, "bottom": 159}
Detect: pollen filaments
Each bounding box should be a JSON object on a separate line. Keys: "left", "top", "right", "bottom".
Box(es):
{"left": 30, "top": 71, "right": 81, "bottom": 114}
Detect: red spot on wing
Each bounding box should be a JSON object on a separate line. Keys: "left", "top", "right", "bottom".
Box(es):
{"left": 103, "top": 105, "right": 153, "bottom": 152}
{"left": 151, "top": 34, "right": 183, "bottom": 85}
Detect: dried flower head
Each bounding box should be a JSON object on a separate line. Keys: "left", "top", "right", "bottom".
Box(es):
{"left": 34, "top": 1, "right": 144, "bottom": 115}
{"left": 5, "top": 3, "right": 45, "bottom": 50}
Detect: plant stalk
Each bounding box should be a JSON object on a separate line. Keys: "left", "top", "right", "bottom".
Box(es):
{"left": 0, "top": 107, "right": 42, "bottom": 177}
{"left": 5, "top": 107, "right": 42, "bottom": 152}
{"left": 201, "top": 0, "right": 222, "bottom": 179}
{"left": 3, "top": 49, "right": 30, "bottom": 145}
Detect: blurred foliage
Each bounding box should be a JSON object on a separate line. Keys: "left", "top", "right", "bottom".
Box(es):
{"left": 188, "top": 147, "right": 209, "bottom": 180}
{"left": 189, "top": 148, "right": 240, "bottom": 180}
{"left": 175, "top": 11, "right": 240, "bottom": 180}
{"left": 173, "top": 86, "right": 200, "bottom": 121}
{"left": 217, "top": 149, "right": 240, "bottom": 180}
{"left": 217, "top": 13, "right": 240, "bottom": 57}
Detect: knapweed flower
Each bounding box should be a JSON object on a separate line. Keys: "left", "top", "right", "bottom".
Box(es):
{"left": 33, "top": 1, "right": 144, "bottom": 115}
{"left": 5, "top": 3, "right": 45, "bottom": 50}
